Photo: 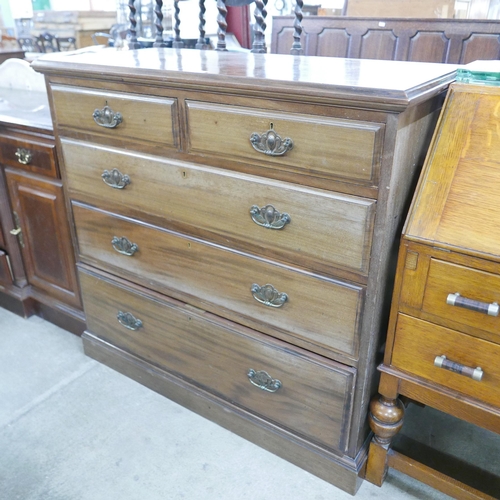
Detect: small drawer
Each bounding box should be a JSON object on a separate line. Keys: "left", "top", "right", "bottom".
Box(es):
{"left": 73, "top": 203, "right": 364, "bottom": 360}
{"left": 391, "top": 314, "right": 500, "bottom": 408}
{"left": 421, "top": 259, "right": 500, "bottom": 343}
{"left": 50, "top": 85, "right": 179, "bottom": 149}
{"left": 62, "top": 139, "right": 376, "bottom": 276}
{"left": 0, "top": 250, "right": 13, "bottom": 285}
{"left": 79, "top": 268, "right": 356, "bottom": 453}
{"left": 0, "top": 134, "right": 58, "bottom": 178}
{"left": 186, "top": 101, "right": 384, "bottom": 186}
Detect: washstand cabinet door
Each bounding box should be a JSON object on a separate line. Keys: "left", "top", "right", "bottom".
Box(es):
{"left": 5, "top": 168, "right": 81, "bottom": 308}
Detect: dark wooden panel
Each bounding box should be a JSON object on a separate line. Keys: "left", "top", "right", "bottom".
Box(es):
{"left": 0, "top": 250, "right": 13, "bottom": 285}
{"left": 359, "top": 30, "right": 397, "bottom": 60}
{"left": 461, "top": 34, "right": 500, "bottom": 64}
{"left": 5, "top": 168, "right": 81, "bottom": 308}
{"left": 407, "top": 32, "right": 449, "bottom": 63}
{"left": 271, "top": 17, "right": 500, "bottom": 64}
{"left": 316, "top": 28, "right": 350, "bottom": 57}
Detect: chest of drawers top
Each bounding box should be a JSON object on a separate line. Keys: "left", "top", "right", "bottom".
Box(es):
{"left": 34, "top": 48, "right": 455, "bottom": 107}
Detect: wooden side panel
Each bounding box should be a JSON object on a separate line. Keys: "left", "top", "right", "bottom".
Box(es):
{"left": 80, "top": 268, "right": 356, "bottom": 453}
{"left": 5, "top": 169, "right": 81, "bottom": 307}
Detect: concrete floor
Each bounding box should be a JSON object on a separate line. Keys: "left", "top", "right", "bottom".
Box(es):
{"left": 0, "top": 305, "right": 479, "bottom": 500}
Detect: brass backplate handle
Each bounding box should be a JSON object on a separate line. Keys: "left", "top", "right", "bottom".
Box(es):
{"left": 117, "top": 311, "right": 143, "bottom": 330}
{"left": 446, "top": 292, "right": 499, "bottom": 317}
{"left": 250, "top": 123, "right": 293, "bottom": 156}
{"left": 434, "top": 355, "right": 483, "bottom": 381}
{"left": 102, "top": 168, "right": 131, "bottom": 189}
{"left": 10, "top": 211, "right": 25, "bottom": 248}
{"left": 251, "top": 283, "right": 288, "bottom": 308}
{"left": 111, "top": 236, "right": 139, "bottom": 256}
{"left": 250, "top": 204, "right": 291, "bottom": 229}
{"left": 247, "top": 369, "right": 282, "bottom": 392}
{"left": 15, "top": 147, "right": 32, "bottom": 165}
{"left": 93, "top": 102, "right": 123, "bottom": 128}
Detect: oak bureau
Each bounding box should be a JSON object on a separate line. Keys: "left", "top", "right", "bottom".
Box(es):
{"left": 33, "top": 48, "right": 455, "bottom": 494}
{"left": 366, "top": 68, "right": 500, "bottom": 499}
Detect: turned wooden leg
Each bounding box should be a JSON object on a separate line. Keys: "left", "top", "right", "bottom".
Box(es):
{"left": 365, "top": 394, "right": 405, "bottom": 486}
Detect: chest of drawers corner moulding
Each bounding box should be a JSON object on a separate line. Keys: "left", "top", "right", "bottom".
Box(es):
{"left": 33, "top": 48, "right": 455, "bottom": 495}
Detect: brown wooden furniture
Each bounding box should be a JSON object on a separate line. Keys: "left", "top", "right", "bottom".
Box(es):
{"left": 271, "top": 16, "right": 500, "bottom": 63}
{"left": 0, "top": 49, "right": 24, "bottom": 64}
{"left": 0, "top": 90, "right": 84, "bottom": 334}
{"left": 365, "top": 81, "right": 500, "bottom": 499}
{"left": 33, "top": 48, "right": 454, "bottom": 494}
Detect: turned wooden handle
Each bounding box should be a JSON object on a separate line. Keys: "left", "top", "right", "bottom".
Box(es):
{"left": 446, "top": 293, "right": 499, "bottom": 317}
{"left": 434, "top": 355, "right": 483, "bottom": 381}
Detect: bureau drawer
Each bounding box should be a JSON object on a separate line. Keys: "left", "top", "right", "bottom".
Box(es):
{"left": 186, "top": 101, "right": 383, "bottom": 185}
{"left": 79, "top": 268, "right": 356, "bottom": 453}
{"left": 391, "top": 314, "right": 500, "bottom": 408}
{"left": 62, "top": 139, "right": 376, "bottom": 276}
{"left": 73, "top": 204, "right": 363, "bottom": 359}
{"left": 50, "top": 85, "right": 178, "bottom": 149}
{"left": 0, "top": 133, "right": 57, "bottom": 178}
{"left": 421, "top": 259, "right": 500, "bottom": 343}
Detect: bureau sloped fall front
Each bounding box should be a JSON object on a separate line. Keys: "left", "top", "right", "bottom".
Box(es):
{"left": 32, "top": 49, "right": 455, "bottom": 494}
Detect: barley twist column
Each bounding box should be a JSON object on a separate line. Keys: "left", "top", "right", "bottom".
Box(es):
{"left": 153, "top": 0, "right": 167, "bottom": 47}
{"left": 173, "top": 0, "right": 184, "bottom": 48}
{"left": 251, "top": 0, "right": 268, "bottom": 53}
{"left": 290, "top": 0, "right": 303, "bottom": 55}
{"left": 216, "top": 0, "right": 228, "bottom": 51}
{"left": 195, "top": 0, "right": 207, "bottom": 49}
{"left": 128, "top": 0, "right": 141, "bottom": 49}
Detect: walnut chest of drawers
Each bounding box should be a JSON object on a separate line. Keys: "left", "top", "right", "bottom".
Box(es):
{"left": 366, "top": 82, "right": 500, "bottom": 498}
{"left": 33, "top": 49, "right": 454, "bottom": 494}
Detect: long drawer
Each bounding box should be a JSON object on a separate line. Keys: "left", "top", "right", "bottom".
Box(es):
{"left": 79, "top": 268, "right": 356, "bottom": 453}
{"left": 391, "top": 314, "right": 500, "bottom": 408}
{"left": 73, "top": 203, "right": 363, "bottom": 359}
{"left": 186, "top": 101, "right": 384, "bottom": 186}
{"left": 61, "top": 139, "right": 376, "bottom": 276}
{"left": 50, "top": 85, "right": 179, "bottom": 149}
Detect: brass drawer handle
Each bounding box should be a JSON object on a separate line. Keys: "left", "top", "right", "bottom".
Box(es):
{"left": 446, "top": 292, "right": 499, "bottom": 317}
{"left": 250, "top": 123, "right": 293, "bottom": 156}
{"left": 93, "top": 103, "right": 123, "bottom": 128}
{"left": 102, "top": 168, "right": 131, "bottom": 189}
{"left": 117, "top": 311, "right": 143, "bottom": 330}
{"left": 111, "top": 236, "right": 139, "bottom": 256}
{"left": 15, "top": 147, "right": 32, "bottom": 165}
{"left": 9, "top": 211, "right": 24, "bottom": 248}
{"left": 434, "top": 355, "right": 483, "bottom": 381}
{"left": 247, "top": 369, "right": 282, "bottom": 392}
{"left": 251, "top": 283, "right": 288, "bottom": 308}
{"left": 250, "top": 204, "right": 291, "bottom": 229}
